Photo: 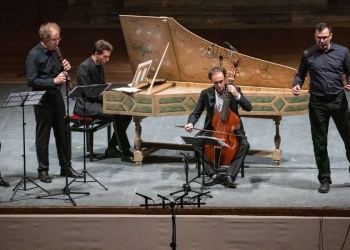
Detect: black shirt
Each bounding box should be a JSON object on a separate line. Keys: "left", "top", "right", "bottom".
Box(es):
{"left": 293, "top": 43, "right": 350, "bottom": 97}
{"left": 26, "top": 42, "right": 62, "bottom": 93}
{"left": 77, "top": 57, "right": 105, "bottom": 86}
{"left": 73, "top": 56, "right": 106, "bottom": 116}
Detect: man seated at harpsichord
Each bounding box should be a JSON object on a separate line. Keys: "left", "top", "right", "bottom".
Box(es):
{"left": 184, "top": 66, "right": 252, "bottom": 188}
{"left": 73, "top": 39, "right": 133, "bottom": 162}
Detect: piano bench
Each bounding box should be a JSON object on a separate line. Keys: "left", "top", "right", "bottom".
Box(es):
{"left": 70, "top": 114, "right": 112, "bottom": 162}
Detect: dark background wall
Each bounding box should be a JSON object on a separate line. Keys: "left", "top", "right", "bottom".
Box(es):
{"left": 1, "top": 0, "right": 350, "bottom": 84}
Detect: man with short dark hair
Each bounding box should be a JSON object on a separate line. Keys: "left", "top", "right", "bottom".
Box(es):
{"left": 184, "top": 66, "right": 252, "bottom": 188}
{"left": 292, "top": 22, "right": 350, "bottom": 193}
{"left": 73, "top": 40, "right": 133, "bottom": 161}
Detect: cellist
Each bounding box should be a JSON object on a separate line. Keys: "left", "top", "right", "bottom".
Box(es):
{"left": 184, "top": 66, "right": 252, "bottom": 188}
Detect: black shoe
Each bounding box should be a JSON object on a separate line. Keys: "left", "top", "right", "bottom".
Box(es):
{"left": 318, "top": 182, "right": 330, "bottom": 193}
{"left": 60, "top": 167, "right": 82, "bottom": 178}
{"left": 121, "top": 156, "right": 133, "bottom": 162}
{"left": 0, "top": 177, "right": 10, "bottom": 187}
{"left": 38, "top": 171, "right": 52, "bottom": 183}
{"left": 225, "top": 176, "right": 237, "bottom": 189}
{"left": 204, "top": 174, "right": 222, "bottom": 186}
{"left": 70, "top": 167, "right": 80, "bottom": 175}
{"left": 123, "top": 150, "right": 134, "bottom": 158}
{"left": 105, "top": 148, "right": 123, "bottom": 158}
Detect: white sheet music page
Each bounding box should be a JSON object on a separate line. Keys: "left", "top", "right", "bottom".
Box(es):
{"left": 112, "top": 87, "right": 142, "bottom": 93}
{"left": 174, "top": 136, "right": 186, "bottom": 145}
{"left": 195, "top": 136, "right": 229, "bottom": 147}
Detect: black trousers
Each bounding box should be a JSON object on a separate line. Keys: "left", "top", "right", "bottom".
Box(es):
{"left": 309, "top": 92, "right": 350, "bottom": 184}
{"left": 92, "top": 109, "right": 132, "bottom": 153}
{"left": 34, "top": 91, "right": 71, "bottom": 172}
{"left": 194, "top": 130, "right": 250, "bottom": 182}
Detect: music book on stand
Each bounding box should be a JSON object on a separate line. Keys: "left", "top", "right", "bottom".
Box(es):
{"left": 68, "top": 84, "right": 111, "bottom": 99}
{"left": 180, "top": 135, "right": 229, "bottom": 147}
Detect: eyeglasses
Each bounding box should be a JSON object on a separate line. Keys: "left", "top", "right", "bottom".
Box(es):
{"left": 316, "top": 36, "right": 330, "bottom": 41}
{"left": 213, "top": 80, "right": 225, "bottom": 85}
{"left": 50, "top": 37, "right": 61, "bottom": 43}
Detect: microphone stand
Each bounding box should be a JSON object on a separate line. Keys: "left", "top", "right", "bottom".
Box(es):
{"left": 169, "top": 201, "right": 177, "bottom": 250}
{"left": 207, "top": 42, "right": 235, "bottom": 66}
{"left": 138, "top": 192, "right": 206, "bottom": 249}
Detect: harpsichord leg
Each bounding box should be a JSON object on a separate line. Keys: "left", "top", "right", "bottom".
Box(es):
{"left": 133, "top": 116, "right": 144, "bottom": 165}
{"left": 272, "top": 116, "right": 282, "bottom": 165}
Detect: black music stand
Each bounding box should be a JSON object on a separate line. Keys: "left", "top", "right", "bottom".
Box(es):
{"left": 170, "top": 152, "right": 211, "bottom": 198}
{"left": 181, "top": 135, "right": 228, "bottom": 187}
{"left": 65, "top": 84, "right": 111, "bottom": 190}
{"left": 2, "top": 91, "right": 50, "bottom": 200}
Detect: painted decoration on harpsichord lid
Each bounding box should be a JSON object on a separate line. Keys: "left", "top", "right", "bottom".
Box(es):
{"left": 120, "top": 15, "right": 306, "bottom": 89}
{"left": 120, "top": 15, "right": 179, "bottom": 81}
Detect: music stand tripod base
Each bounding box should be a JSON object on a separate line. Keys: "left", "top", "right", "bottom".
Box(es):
{"left": 2, "top": 91, "right": 50, "bottom": 200}
{"left": 180, "top": 135, "right": 229, "bottom": 189}
{"left": 170, "top": 152, "right": 212, "bottom": 198}
{"left": 65, "top": 84, "right": 111, "bottom": 191}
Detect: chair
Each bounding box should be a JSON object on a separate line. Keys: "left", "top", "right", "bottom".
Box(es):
{"left": 191, "top": 150, "right": 246, "bottom": 187}
{"left": 70, "top": 114, "right": 112, "bottom": 162}
{"left": 201, "top": 147, "right": 246, "bottom": 178}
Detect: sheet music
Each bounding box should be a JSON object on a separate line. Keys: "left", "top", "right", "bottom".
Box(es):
{"left": 174, "top": 136, "right": 185, "bottom": 145}
{"left": 176, "top": 135, "right": 229, "bottom": 147}
{"left": 2, "top": 91, "right": 46, "bottom": 107}
{"left": 68, "top": 84, "right": 111, "bottom": 98}
{"left": 112, "top": 87, "right": 142, "bottom": 93}
{"left": 195, "top": 136, "right": 229, "bottom": 147}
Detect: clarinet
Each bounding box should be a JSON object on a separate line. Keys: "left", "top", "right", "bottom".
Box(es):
{"left": 56, "top": 47, "right": 72, "bottom": 91}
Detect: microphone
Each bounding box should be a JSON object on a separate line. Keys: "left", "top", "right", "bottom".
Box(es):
{"left": 208, "top": 43, "right": 215, "bottom": 58}
{"left": 136, "top": 192, "right": 154, "bottom": 201}
{"left": 224, "top": 41, "right": 236, "bottom": 51}
{"left": 201, "top": 43, "right": 215, "bottom": 57}
{"left": 136, "top": 192, "right": 154, "bottom": 209}
{"left": 157, "top": 194, "right": 170, "bottom": 202}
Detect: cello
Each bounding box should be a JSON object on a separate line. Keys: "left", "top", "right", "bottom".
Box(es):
{"left": 204, "top": 60, "right": 241, "bottom": 167}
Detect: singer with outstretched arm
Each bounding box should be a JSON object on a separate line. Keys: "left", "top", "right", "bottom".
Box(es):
{"left": 26, "top": 22, "right": 81, "bottom": 183}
